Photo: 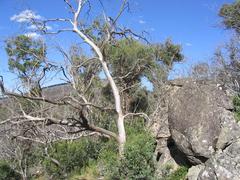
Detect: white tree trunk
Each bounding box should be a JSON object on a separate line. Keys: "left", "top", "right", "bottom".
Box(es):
{"left": 73, "top": 21, "right": 127, "bottom": 155}
{"left": 117, "top": 114, "right": 126, "bottom": 156}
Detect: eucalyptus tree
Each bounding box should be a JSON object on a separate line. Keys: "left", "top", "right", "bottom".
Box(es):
{"left": 219, "top": 0, "right": 240, "bottom": 34}
{"left": 1, "top": 0, "right": 183, "bottom": 157}
{"left": 5, "top": 35, "right": 49, "bottom": 96}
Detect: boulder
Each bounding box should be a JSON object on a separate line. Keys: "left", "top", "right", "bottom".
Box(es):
{"left": 149, "top": 78, "right": 240, "bottom": 179}
{"left": 149, "top": 86, "right": 179, "bottom": 177}
{"left": 167, "top": 79, "right": 239, "bottom": 164}
{"left": 186, "top": 164, "right": 205, "bottom": 180}
{"left": 198, "top": 138, "right": 240, "bottom": 180}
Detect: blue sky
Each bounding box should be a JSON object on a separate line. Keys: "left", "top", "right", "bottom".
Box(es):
{"left": 0, "top": 0, "right": 235, "bottom": 89}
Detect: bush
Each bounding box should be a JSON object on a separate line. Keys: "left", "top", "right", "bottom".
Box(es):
{"left": 233, "top": 95, "right": 240, "bottom": 122}
{"left": 43, "top": 138, "right": 101, "bottom": 179}
{"left": 119, "top": 132, "right": 156, "bottom": 179}
{"left": 98, "top": 129, "right": 156, "bottom": 180}
{"left": 44, "top": 119, "right": 156, "bottom": 179}
{"left": 0, "top": 161, "right": 21, "bottom": 180}
{"left": 68, "top": 162, "right": 100, "bottom": 180}
{"left": 165, "top": 166, "right": 188, "bottom": 180}
{"left": 97, "top": 139, "right": 120, "bottom": 179}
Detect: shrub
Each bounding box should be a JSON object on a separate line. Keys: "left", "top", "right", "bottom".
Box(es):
{"left": 0, "top": 161, "right": 21, "bottom": 180}
{"left": 97, "top": 139, "right": 120, "bottom": 179}
{"left": 233, "top": 95, "right": 240, "bottom": 122}
{"left": 165, "top": 166, "right": 188, "bottom": 180}
{"left": 161, "top": 164, "right": 174, "bottom": 178}
{"left": 44, "top": 118, "right": 156, "bottom": 179}
{"left": 119, "top": 132, "right": 156, "bottom": 179}
{"left": 68, "top": 162, "right": 100, "bottom": 180}
{"left": 98, "top": 129, "right": 156, "bottom": 180}
{"left": 43, "top": 138, "right": 101, "bottom": 179}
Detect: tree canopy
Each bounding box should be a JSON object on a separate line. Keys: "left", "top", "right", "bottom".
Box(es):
{"left": 5, "top": 35, "right": 47, "bottom": 95}
{"left": 219, "top": 1, "right": 240, "bottom": 34}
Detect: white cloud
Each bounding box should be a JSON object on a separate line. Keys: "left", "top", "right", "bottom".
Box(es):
{"left": 10, "top": 10, "right": 42, "bottom": 23}
{"left": 139, "top": 20, "right": 146, "bottom": 24}
{"left": 185, "top": 43, "right": 192, "bottom": 47}
{"left": 11, "top": 10, "right": 53, "bottom": 33}
{"left": 24, "top": 32, "right": 41, "bottom": 39}
{"left": 27, "top": 24, "right": 38, "bottom": 30}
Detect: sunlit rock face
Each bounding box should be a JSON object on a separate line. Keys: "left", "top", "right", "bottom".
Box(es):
{"left": 167, "top": 79, "right": 239, "bottom": 165}
{"left": 198, "top": 138, "right": 240, "bottom": 180}
{"left": 150, "top": 78, "right": 240, "bottom": 179}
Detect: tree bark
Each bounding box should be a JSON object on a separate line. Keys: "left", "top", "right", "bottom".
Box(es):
{"left": 117, "top": 114, "right": 126, "bottom": 156}
{"left": 72, "top": 4, "right": 127, "bottom": 155}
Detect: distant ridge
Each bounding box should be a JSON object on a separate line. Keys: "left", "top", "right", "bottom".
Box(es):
{"left": 0, "top": 83, "right": 73, "bottom": 103}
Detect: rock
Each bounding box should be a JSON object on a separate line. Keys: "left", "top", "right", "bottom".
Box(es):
{"left": 149, "top": 85, "right": 186, "bottom": 178}
{"left": 186, "top": 164, "right": 204, "bottom": 180}
{"left": 216, "top": 109, "right": 240, "bottom": 150}
{"left": 150, "top": 78, "right": 240, "bottom": 179}
{"left": 167, "top": 79, "right": 239, "bottom": 164}
{"left": 198, "top": 138, "right": 240, "bottom": 180}
{"left": 154, "top": 145, "right": 179, "bottom": 178}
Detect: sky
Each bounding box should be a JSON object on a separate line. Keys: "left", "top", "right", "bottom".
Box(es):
{"left": 0, "top": 0, "right": 235, "bottom": 89}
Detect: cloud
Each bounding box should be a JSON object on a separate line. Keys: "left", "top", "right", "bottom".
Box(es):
{"left": 138, "top": 20, "right": 146, "bottom": 24}
{"left": 10, "top": 10, "right": 42, "bottom": 23}
{"left": 11, "top": 10, "right": 53, "bottom": 33}
{"left": 24, "top": 32, "right": 41, "bottom": 39}
{"left": 185, "top": 43, "right": 192, "bottom": 47}
{"left": 27, "top": 24, "right": 38, "bottom": 30}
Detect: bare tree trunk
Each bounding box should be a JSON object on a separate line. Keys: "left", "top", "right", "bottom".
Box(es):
{"left": 72, "top": 4, "right": 127, "bottom": 154}
{"left": 117, "top": 114, "right": 126, "bottom": 156}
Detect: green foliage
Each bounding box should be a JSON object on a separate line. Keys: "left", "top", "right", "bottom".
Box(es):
{"left": 0, "top": 161, "right": 21, "bottom": 180}
{"left": 97, "top": 140, "right": 120, "bottom": 179}
{"left": 165, "top": 166, "right": 188, "bottom": 180}
{"left": 160, "top": 164, "right": 175, "bottom": 178}
{"left": 125, "top": 116, "right": 147, "bottom": 135}
{"left": 43, "top": 138, "right": 101, "bottom": 179}
{"left": 154, "top": 38, "right": 184, "bottom": 68}
{"left": 69, "top": 162, "right": 100, "bottom": 180}
{"left": 98, "top": 126, "right": 156, "bottom": 180}
{"left": 0, "top": 117, "right": 155, "bottom": 179}
{"left": 129, "top": 88, "right": 149, "bottom": 113}
{"left": 120, "top": 131, "right": 156, "bottom": 179}
{"left": 104, "top": 38, "right": 183, "bottom": 112}
{"left": 5, "top": 35, "right": 46, "bottom": 84}
{"left": 105, "top": 39, "right": 155, "bottom": 86}
{"left": 219, "top": 1, "right": 240, "bottom": 34}
{"left": 105, "top": 38, "right": 183, "bottom": 87}
{"left": 0, "top": 106, "right": 10, "bottom": 121}
{"left": 92, "top": 111, "right": 117, "bottom": 134}
{"left": 233, "top": 95, "right": 240, "bottom": 122}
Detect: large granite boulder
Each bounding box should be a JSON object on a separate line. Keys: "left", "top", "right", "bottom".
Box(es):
{"left": 149, "top": 78, "right": 240, "bottom": 179}
{"left": 167, "top": 79, "right": 240, "bottom": 165}
{"left": 197, "top": 138, "right": 240, "bottom": 180}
